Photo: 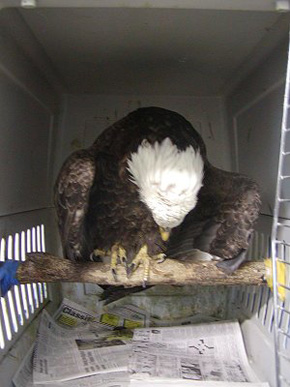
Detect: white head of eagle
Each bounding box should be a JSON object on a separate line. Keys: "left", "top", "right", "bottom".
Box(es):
{"left": 127, "top": 137, "right": 204, "bottom": 229}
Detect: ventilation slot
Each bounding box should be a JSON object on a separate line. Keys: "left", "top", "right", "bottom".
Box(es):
{"left": 0, "top": 225, "right": 49, "bottom": 360}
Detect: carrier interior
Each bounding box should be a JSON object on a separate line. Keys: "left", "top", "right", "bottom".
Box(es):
{"left": 0, "top": 2, "right": 289, "bottom": 386}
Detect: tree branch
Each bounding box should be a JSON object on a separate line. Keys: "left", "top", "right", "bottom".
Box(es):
{"left": 16, "top": 252, "right": 266, "bottom": 287}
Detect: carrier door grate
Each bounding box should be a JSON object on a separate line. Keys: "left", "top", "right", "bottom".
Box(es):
{"left": 271, "top": 35, "right": 290, "bottom": 387}
{"left": 0, "top": 225, "right": 48, "bottom": 361}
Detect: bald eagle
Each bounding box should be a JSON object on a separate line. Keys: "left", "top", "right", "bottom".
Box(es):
{"left": 54, "top": 107, "right": 261, "bottom": 296}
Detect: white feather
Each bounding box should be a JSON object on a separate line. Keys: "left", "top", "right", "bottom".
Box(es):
{"left": 127, "top": 138, "right": 204, "bottom": 229}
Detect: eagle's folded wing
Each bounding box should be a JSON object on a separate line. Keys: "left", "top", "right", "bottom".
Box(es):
{"left": 54, "top": 150, "right": 96, "bottom": 261}
{"left": 167, "top": 165, "right": 261, "bottom": 272}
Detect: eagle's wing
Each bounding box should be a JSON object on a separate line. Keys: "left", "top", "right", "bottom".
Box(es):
{"left": 167, "top": 165, "right": 261, "bottom": 273}
{"left": 54, "top": 150, "right": 95, "bottom": 261}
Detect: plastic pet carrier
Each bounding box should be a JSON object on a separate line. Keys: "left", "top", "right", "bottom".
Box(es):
{"left": 0, "top": 1, "right": 289, "bottom": 386}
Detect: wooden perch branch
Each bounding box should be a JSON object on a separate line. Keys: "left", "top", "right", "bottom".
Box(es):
{"left": 16, "top": 252, "right": 266, "bottom": 287}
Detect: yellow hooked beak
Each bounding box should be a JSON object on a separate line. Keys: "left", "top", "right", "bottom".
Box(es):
{"left": 159, "top": 227, "right": 170, "bottom": 242}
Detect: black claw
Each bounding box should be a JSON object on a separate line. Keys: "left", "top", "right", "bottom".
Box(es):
{"left": 126, "top": 263, "right": 135, "bottom": 277}
{"left": 121, "top": 256, "right": 127, "bottom": 265}
{"left": 142, "top": 279, "right": 147, "bottom": 288}
{"left": 90, "top": 252, "right": 101, "bottom": 262}
{"left": 112, "top": 268, "right": 118, "bottom": 281}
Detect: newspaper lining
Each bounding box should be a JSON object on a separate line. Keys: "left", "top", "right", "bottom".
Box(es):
{"left": 12, "top": 298, "right": 270, "bottom": 387}
{"left": 53, "top": 298, "right": 150, "bottom": 330}
{"left": 13, "top": 347, "right": 130, "bottom": 387}
{"left": 33, "top": 309, "right": 132, "bottom": 384}
{"left": 129, "top": 321, "right": 258, "bottom": 382}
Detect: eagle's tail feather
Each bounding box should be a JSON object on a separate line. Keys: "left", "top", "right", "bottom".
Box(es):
{"left": 100, "top": 285, "right": 149, "bottom": 305}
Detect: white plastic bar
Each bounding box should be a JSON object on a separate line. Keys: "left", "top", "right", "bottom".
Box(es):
{"left": 0, "top": 239, "right": 12, "bottom": 342}
{"left": 6, "top": 236, "right": 18, "bottom": 334}
{"left": 36, "top": 226, "right": 44, "bottom": 304}
{"left": 40, "top": 224, "right": 48, "bottom": 299}
{"left": 0, "top": 316, "right": 5, "bottom": 350}
{"left": 14, "top": 233, "right": 29, "bottom": 321}
{"left": 20, "top": 231, "right": 32, "bottom": 318}
{"left": 40, "top": 224, "right": 46, "bottom": 252}
{"left": 7, "top": 235, "right": 23, "bottom": 330}
{"left": 1, "top": 239, "right": 15, "bottom": 340}
{"left": 22, "top": 231, "right": 34, "bottom": 315}
{"left": 28, "top": 228, "right": 39, "bottom": 309}
{"left": 0, "top": 298, "right": 12, "bottom": 342}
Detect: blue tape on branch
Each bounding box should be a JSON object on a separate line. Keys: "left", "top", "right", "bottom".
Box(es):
{"left": 0, "top": 261, "right": 20, "bottom": 297}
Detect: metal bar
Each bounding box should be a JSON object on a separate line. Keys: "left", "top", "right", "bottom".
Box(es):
{"left": 278, "top": 351, "right": 290, "bottom": 362}
{"left": 278, "top": 283, "right": 290, "bottom": 292}
{"left": 276, "top": 259, "right": 290, "bottom": 266}
{"left": 277, "top": 223, "right": 290, "bottom": 228}
{"left": 278, "top": 328, "right": 290, "bottom": 340}
{"left": 277, "top": 305, "right": 290, "bottom": 315}
{"left": 275, "top": 240, "right": 290, "bottom": 247}
{"left": 279, "top": 375, "right": 290, "bottom": 387}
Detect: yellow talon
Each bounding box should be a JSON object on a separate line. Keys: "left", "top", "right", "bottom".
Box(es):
{"left": 127, "top": 245, "right": 151, "bottom": 287}
{"left": 159, "top": 226, "right": 170, "bottom": 242}
{"left": 111, "top": 245, "right": 119, "bottom": 279}
{"left": 109, "top": 244, "right": 127, "bottom": 280}
{"left": 118, "top": 246, "right": 127, "bottom": 265}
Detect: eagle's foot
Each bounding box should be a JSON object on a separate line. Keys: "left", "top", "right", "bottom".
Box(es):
{"left": 111, "top": 244, "right": 127, "bottom": 281}
{"left": 127, "top": 245, "right": 151, "bottom": 288}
